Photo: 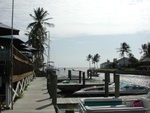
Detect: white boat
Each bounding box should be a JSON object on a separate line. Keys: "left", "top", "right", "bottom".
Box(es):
{"left": 74, "top": 83, "right": 150, "bottom": 97}
{"left": 79, "top": 92, "right": 150, "bottom": 113}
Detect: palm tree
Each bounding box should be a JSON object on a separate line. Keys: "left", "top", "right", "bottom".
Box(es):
{"left": 26, "top": 7, "right": 54, "bottom": 68}
{"left": 140, "top": 42, "right": 150, "bottom": 59}
{"left": 92, "top": 53, "right": 100, "bottom": 68}
{"left": 27, "top": 7, "right": 54, "bottom": 30}
{"left": 86, "top": 54, "right": 92, "bottom": 68}
{"left": 117, "top": 42, "right": 131, "bottom": 67}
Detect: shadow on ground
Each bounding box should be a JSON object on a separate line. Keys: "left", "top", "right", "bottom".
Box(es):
{"left": 36, "top": 103, "right": 53, "bottom": 110}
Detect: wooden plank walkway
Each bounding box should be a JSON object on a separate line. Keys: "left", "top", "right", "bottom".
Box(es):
{"left": 2, "top": 77, "right": 55, "bottom": 113}
{"left": 57, "top": 98, "right": 80, "bottom": 104}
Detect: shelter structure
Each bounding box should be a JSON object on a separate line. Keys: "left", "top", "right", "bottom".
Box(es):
{"left": 0, "top": 35, "right": 34, "bottom": 108}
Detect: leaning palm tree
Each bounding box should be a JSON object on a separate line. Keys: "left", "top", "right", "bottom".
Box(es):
{"left": 117, "top": 42, "right": 131, "bottom": 67}
{"left": 92, "top": 53, "right": 100, "bottom": 68}
{"left": 26, "top": 7, "right": 54, "bottom": 68}
{"left": 86, "top": 54, "right": 92, "bottom": 68}
{"left": 94, "top": 54, "right": 100, "bottom": 68}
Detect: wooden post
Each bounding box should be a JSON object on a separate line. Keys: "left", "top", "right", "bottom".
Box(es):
{"left": 79, "top": 71, "right": 82, "bottom": 83}
{"left": 104, "top": 72, "right": 109, "bottom": 97}
{"left": 68, "top": 70, "right": 71, "bottom": 80}
{"left": 87, "top": 70, "right": 90, "bottom": 78}
{"left": 82, "top": 72, "right": 85, "bottom": 87}
{"left": 50, "top": 73, "right": 53, "bottom": 100}
{"left": 47, "top": 74, "right": 51, "bottom": 98}
{"left": 52, "top": 74, "right": 57, "bottom": 106}
{"left": 114, "top": 74, "right": 120, "bottom": 98}
{"left": 108, "top": 72, "right": 110, "bottom": 83}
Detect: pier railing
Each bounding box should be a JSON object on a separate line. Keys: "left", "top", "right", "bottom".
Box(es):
{"left": 0, "top": 45, "right": 34, "bottom": 108}
{"left": 12, "top": 45, "right": 33, "bottom": 82}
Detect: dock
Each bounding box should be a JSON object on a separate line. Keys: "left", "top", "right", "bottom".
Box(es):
{"left": 1, "top": 76, "right": 147, "bottom": 113}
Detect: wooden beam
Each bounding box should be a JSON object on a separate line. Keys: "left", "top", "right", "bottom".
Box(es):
{"left": 13, "top": 55, "right": 32, "bottom": 65}
{"left": 12, "top": 71, "right": 33, "bottom": 83}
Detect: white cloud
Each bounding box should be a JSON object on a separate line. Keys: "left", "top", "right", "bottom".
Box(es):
{"left": 48, "top": 0, "right": 150, "bottom": 38}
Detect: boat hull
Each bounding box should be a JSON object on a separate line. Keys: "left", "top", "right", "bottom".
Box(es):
{"left": 79, "top": 97, "right": 148, "bottom": 113}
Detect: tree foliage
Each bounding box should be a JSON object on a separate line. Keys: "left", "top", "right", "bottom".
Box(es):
{"left": 26, "top": 7, "right": 54, "bottom": 68}
{"left": 140, "top": 42, "right": 150, "bottom": 59}
{"left": 86, "top": 53, "right": 100, "bottom": 68}
{"left": 86, "top": 54, "right": 92, "bottom": 68}
{"left": 117, "top": 42, "right": 131, "bottom": 58}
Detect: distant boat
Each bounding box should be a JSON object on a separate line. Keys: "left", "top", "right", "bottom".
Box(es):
{"left": 45, "top": 61, "right": 59, "bottom": 74}
{"left": 73, "top": 83, "right": 150, "bottom": 97}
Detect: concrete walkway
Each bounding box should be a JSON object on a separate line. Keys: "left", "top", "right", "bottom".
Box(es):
{"left": 2, "top": 77, "right": 55, "bottom": 113}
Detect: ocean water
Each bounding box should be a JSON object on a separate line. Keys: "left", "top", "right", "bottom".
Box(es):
{"left": 56, "top": 67, "right": 150, "bottom": 88}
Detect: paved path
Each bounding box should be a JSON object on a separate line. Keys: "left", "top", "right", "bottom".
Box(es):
{"left": 2, "top": 77, "right": 55, "bottom": 113}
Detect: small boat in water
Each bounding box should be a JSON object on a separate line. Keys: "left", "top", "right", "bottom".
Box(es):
{"left": 79, "top": 93, "right": 150, "bottom": 113}
{"left": 73, "top": 83, "right": 150, "bottom": 97}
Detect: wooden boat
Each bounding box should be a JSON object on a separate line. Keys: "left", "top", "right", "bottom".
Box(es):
{"left": 73, "top": 83, "right": 150, "bottom": 97}
{"left": 79, "top": 93, "right": 150, "bottom": 113}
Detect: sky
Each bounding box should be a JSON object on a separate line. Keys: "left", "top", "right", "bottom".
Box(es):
{"left": 0, "top": 0, "right": 150, "bottom": 67}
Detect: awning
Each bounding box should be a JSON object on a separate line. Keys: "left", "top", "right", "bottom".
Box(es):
{"left": 0, "top": 22, "right": 19, "bottom": 36}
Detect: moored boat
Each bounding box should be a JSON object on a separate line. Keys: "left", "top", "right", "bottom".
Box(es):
{"left": 79, "top": 92, "right": 150, "bottom": 113}
{"left": 73, "top": 83, "right": 150, "bottom": 97}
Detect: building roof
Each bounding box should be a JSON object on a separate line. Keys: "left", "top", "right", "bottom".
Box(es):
{"left": 0, "top": 22, "right": 19, "bottom": 36}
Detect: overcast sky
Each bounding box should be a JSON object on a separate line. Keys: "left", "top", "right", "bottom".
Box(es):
{"left": 0, "top": 0, "right": 150, "bottom": 67}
